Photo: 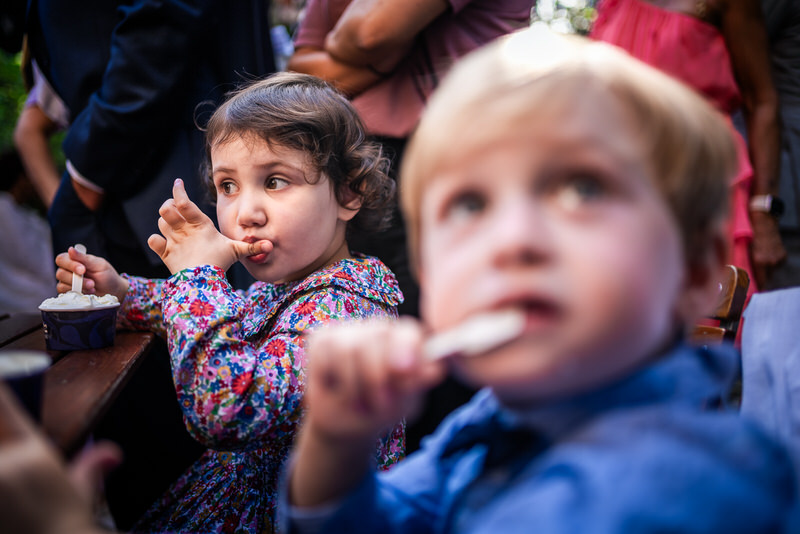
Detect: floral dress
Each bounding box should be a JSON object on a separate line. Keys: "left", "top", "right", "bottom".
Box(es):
{"left": 121, "top": 256, "right": 404, "bottom": 533}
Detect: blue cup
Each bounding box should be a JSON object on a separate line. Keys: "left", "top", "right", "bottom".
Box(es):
{"left": 0, "top": 350, "right": 51, "bottom": 421}
{"left": 40, "top": 306, "right": 119, "bottom": 351}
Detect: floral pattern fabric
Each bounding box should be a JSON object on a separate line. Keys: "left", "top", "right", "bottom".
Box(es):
{"left": 121, "top": 256, "right": 404, "bottom": 533}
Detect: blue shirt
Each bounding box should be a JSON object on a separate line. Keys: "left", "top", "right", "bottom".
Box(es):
{"left": 284, "top": 343, "right": 797, "bottom": 533}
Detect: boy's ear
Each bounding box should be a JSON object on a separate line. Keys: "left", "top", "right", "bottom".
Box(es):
{"left": 674, "top": 228, "right": 729, "bottom": 325}
{"left": 337, "top": 190, "right": 362, "bottom": 222}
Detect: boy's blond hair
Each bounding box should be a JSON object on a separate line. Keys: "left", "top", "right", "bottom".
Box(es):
{"left": 400, "top": 26, "right": 737, "bottom": 269}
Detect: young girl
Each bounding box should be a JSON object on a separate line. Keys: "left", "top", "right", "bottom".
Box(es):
{"left": 54, "top": 72, "right": 404, "bottom": 533}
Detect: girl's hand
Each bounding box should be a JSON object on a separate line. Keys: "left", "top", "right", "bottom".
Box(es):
{"left": 147, "top": 179, "right": 273, "bottom": 274}
{"left": 54, "top": 247, "right": 128, "bottom": 301}
{"left": 303, "top": 317, "right": 445, "bottom": 445}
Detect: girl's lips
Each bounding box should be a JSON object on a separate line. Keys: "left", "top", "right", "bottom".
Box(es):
{"left": 243, "top": 237, "right": 270, "bottom": 263}
{"left": 246, "top": 252, "right": 269, "bottom": 264}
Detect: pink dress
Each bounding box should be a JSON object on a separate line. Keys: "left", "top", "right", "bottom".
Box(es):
{"left": 591, "top": 0, "right": 756, "bottom": 292}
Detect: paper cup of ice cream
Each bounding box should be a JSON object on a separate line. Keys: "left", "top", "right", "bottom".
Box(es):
{"left": 38, "top": 292, "right": 120, "bottom": 350}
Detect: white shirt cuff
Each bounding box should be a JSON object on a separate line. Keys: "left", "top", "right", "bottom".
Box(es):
{"left": 66, "top": 160, "right": 105, "bottom": 194}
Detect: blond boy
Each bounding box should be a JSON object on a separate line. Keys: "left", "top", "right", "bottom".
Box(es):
{"left": 285, "top": 27, "right": 798, "bottom": 533}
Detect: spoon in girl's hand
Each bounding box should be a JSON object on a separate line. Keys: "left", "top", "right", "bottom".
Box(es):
{"left": 71, "top": 244, "right": 87, "bottom": 294}
{"left": 424, "top": 309, "right": 526, "bottom": 361}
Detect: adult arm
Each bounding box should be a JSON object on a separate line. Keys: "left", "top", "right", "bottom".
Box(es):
{"left": 722, "top": 0, "right": 786, "bottom": 285}
{"left": 62, "top": 0, "right": 219, "bottom": 209}
{"left": 289, "top": 0, "right": 381, "bottom": 97}
{"left": 324, "top": 0, "right": 450, "bottom": 73}
{"left": 13, "top": 105, "right": 61, "bottom": 208}
{"left": 288, "top": 47, "right": 381, "bottom": 97}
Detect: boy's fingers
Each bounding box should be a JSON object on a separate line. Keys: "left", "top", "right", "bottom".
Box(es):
{"left": 67, "top": 441, "right": 122, "bottom": 504}
{"left": 0, "top": 384, "right": 37, "bottom": 442}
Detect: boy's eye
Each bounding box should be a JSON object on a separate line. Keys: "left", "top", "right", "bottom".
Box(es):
{"left": 266, "top": 177, "right": 289, "bottom": 190}
{"left": 444, "top": 191, "right": 486, "bottom": 221}
{"left": 552, "top": 173, "right": 607, "bottom": 210}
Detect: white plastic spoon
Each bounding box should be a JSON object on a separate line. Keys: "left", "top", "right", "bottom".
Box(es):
{"left": 424, "top": 309, "right": 526, "bottom": 361}
{"left": 71, "top": 244, "right": 87, "bottom": 294}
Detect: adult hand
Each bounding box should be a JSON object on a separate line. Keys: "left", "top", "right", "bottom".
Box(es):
{"left": 750, "top": 211, "right": 787, "bottom": 288}
{"left": 55, "top": 246, "right": 129, "bottom": 301}
{"left": 0, "top": 384, "right": 120, "bottom": 534}
{"left": 71, "top": 178, "right": 104, "bottom": 212}
{"left": 147, "top": 178, "right": 273, "bottom": 274}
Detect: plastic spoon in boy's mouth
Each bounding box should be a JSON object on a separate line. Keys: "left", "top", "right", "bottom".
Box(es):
{"left": 424, "top": 309, "right": 527, "bottom": 361}
{"left": 71, "top": 244, "right": 87, "bottom": 294}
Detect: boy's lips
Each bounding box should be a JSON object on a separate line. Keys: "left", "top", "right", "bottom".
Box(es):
{"left": 488, "top": 295, "right": 564, "bottom": 334}
{"left": 521, "top": 299, "right": 563, "bottom": 330}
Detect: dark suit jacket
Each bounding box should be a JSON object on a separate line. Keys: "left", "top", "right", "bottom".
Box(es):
{"left": 26, "top": 0, "right": 275, "bottom": 275}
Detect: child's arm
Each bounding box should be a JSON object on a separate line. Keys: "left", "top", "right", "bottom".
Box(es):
{"left": 289, "top": 318, "right": 445, "bottom": 507}
{"left": 54, "top": 246, "right": 174, "bottom": 335}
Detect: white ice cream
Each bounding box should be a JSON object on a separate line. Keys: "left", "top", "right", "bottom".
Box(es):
{"left": 39, "top": 291, "right": 119, "bottom": 311}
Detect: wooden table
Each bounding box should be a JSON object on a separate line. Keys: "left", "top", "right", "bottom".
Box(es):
{"left": 0, "top": 312, "right": 155, "bottom": 457}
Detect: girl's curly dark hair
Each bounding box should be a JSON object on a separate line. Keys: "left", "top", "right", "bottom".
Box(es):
{"left": 201, "top": 72, "right": 394, "bottom": 237}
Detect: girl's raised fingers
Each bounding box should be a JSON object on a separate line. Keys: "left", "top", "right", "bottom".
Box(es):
{"left": 158, "top": 199, "right": 186, "bottom": 229}
{"left": 172, "top": 179, "right": 207, "bottom": 225}
{"left": 148, "top": 233, "right": 167, "bottom": 258}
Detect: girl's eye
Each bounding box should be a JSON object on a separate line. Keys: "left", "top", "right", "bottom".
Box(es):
{"left": 266, "top": 177, "right": 289, "bottom": 190}
{"left": 443, "top": 191, "right": 486, "bottom": 221}
{"left": 217, "top": 180, "right": 237, "bottom": 195}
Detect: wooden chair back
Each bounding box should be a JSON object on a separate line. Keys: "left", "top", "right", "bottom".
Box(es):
{"left": 689, "top": 265, "right": 750, "bottom": 345}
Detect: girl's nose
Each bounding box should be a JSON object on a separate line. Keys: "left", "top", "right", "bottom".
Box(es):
{"left": 235, "top": 193, "right": 268, "bottom": 227}
{"left": 488, "top": 198, "right": 552, "bottom": 267}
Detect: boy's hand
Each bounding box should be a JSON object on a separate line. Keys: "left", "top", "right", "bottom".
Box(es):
{"left": 55, "top": 247, "right": 128, "bottom": 301}
{"left": 291, "top": 318, "right": 445, "bottom": 507}
{"left": 147, "top": 179, "right": 273, "bottom": 274}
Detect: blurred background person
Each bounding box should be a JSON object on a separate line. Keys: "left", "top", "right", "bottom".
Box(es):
{"left": 591, "top": 0, "right": 784, "bottom": 295}
{"left": 24, "top": 0, "right": 277, "bottom": 528}
{"left": 758, "top": 0, "right": 800, "bottom": 290}
{"left": 0, "top": 147, "right": 54, "bottom": 314}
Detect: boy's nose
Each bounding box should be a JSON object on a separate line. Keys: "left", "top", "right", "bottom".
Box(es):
{"left": 488, "top": 199, "right": 552, "bottom": 266}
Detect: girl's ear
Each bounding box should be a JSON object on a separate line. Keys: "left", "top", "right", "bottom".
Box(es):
{"left": 674, "top": 227, "right": 729, "bottom": 325}
{"left": 337, "top": 190, "right": 362, "bottom": 222}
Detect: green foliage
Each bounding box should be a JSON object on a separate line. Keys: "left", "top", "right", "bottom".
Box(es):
{"left": 0, "top": 50, "right": 26, "bottom": 152}
{"left": 0, "top": 50, "right": 65, "bottom": 171}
